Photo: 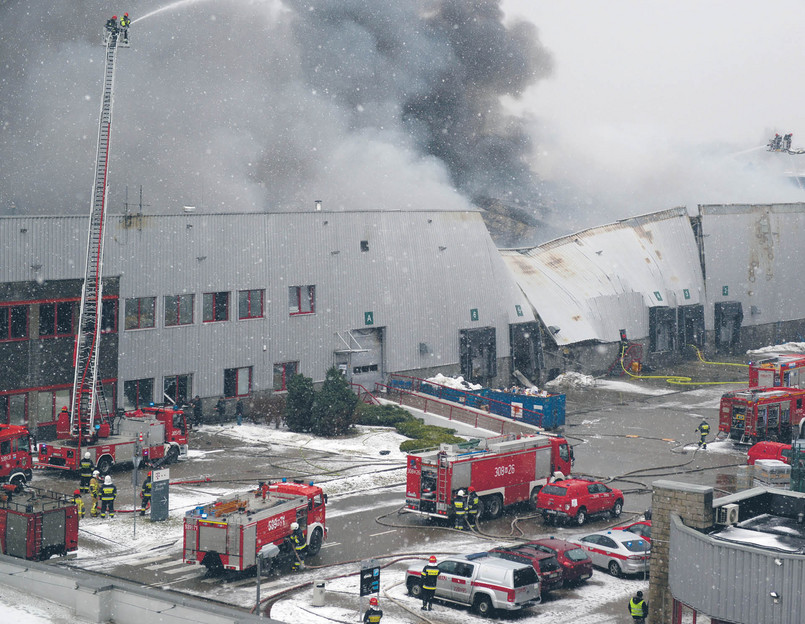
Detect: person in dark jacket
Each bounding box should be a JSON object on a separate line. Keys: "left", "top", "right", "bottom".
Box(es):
{"left": 363, "top": 597, "right": 382, "bottom": 624}
{"left": 629, "top": 590, "right": 648, "bottom": 623}
{"left": 452, "top": 489, "right": 467, "bottom": 530}
{"left": 236, "top": 399, "right": 244, "bottom": 426}
{"left": 105, "top": 16, "right": 118, "bottom": 35}
{"left": 696, "top": 420, "right": 710, "bottom": 449}
{"left": 289, "top": 522, "right": 306, "bottom": 571}
{"left": 216, "top": 397, "right": 226, "bottom": 425}
{"left": 100, "top": 475, "right": 117, "bottom": 518}
{"left": 189, "top": 395, "right": 203, "bottom": 426}
{"left": 420, "top": 555, "right": 440, "bottom": 610}
{"left": 79, "top": 452, "right": 95, "bottom": 494}
{"left": 140, "top": 471, "right": 152, "bottom": 515}
{"left": 466, "top": 486, "right": 480, "bottom": 528}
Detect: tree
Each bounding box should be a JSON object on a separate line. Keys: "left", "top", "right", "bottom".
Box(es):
{"left": 311, "top": 367, "right": 359, "bottom": 436}
{"left": 284, "top": 373, "right": 315, "bottom": 432}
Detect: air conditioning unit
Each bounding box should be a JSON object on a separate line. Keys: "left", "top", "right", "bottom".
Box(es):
{"left": 717, "top": 503, "right": 740, "bottom": 525}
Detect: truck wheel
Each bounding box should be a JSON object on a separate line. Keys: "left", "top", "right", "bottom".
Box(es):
{"left": 165, "top": 445, "right": 180, "bottom": 464}
{"left": 473, "top": 595, "right": 494, "bottom": 617}
{"left": 608, "top": 561, "right": 622, "bottom": 578}
{"left": 96, "top": 456, "right": 113, "bottom": 475}
{"left": 611, "top": 500, "right": 623, "bottom": 518}
{"left": 407, "top": 579, "right": 423, "bottom": 598}
{"left": 306, "top": 528, "right": 323, "bottom": 557}
{"left": 529, "top": 487, "right": 541, "bottom": 510}
{"left": 10, "top": 474, "right": 26, "bottom": 492}
{"left": 482, "top": 495, "right": 503, "bottom": 519}
{"left": 574, "top": 507, "right": 587, "bottom": 526}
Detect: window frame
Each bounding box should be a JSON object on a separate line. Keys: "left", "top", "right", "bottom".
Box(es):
{"left": 164, "top": 294, "right": 195, "bottom": 327}
{"left": 0, "top": 304, "right": 29, "bottom": 342}
{"left": 203, "top": 291, "right": 230, "bottom": 323}
{"left": 100, "top": 298, "right": 118, "bottom": 333}
{"left": 124, "top": 297, "right": 156, "bottom": 330}
{"left": 38, "top": 300, "right": 76, "bottom": 338}
{"left": 273, "top": 361, "right": 299, "bottom": 392}
{"left": 238, "top": 289, "right": 265, "bottom": 320}
{"left": 289, "top": 285, "right": 316, "bottom": 316}
{"left": 224, "top": 366, "right": 252, "bottom": 398}
{"left": 163, "top": 374, "right": 192, "bottom": 405}
{"left": 123, "top": 378, "right": 154, "bottom": 410}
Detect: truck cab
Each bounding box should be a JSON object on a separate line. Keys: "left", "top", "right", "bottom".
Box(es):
{"left": 0, "top": 424, "right": 34, "bottom": 489}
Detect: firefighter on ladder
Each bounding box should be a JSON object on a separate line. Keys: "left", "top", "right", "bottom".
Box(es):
{"left": 119, "top": 12, "right": 131, "bottom": 44}
{"left": 453, "top": 489, "right": 468, "bottom": 530}
{"left": 73, "top": 489, "right": 85, "bottom": 520}
{"left": 89, "top": 470, "right": 101, "bottom": 517}
{"left": 100, "top": 475, "right": 117, "bottom": 518}
{"left": 363, "top": 597, "right": 383, "bottom": 624}
{"left": 696, "top": 420, "right": 710, "bottom": 449}
{"left": 289, "top": 522, "right": 306, "bottom": 571}
{"left": 466, "top": 486, "right": 480, "bottom": 529}
{"left": 79, "top": 452, "right": 95, "bottom": 494}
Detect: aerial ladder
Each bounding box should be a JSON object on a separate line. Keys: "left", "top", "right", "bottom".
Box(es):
{"left": 69, "top": 21, "right": 130, "bottom": 443}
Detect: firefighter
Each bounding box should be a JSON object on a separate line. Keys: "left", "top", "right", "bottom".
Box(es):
{"left": 363, "top": 597, "right": 383, "bottom": 624}
{"left": 105, "top": 15, "right": 118, "bottom": 35}
{"left": 140, "top": 471, "right": 152, "bottom": 516}
{"left": 420, "top": 555, "right": 439, "bottom": 610}
{"left": 452, "top": 489, "right": 467, "bottom": 530}
{"left": 89, "top": 470, "right": 101, "bottom": 517}
{"left": 466, "top": 486, "right": 480, "bottom": 528}
{"left": 73, "top": 489, "right": 85, "bottom": 519}
{"left": 79, "top": 452, "right": 95, "bottom": 494}
{"left": 696, "top": 420, "right": 710, "bottom": 449}
{"left": 628, "top": 590, "right": 648, "bottom": 623}
{"left": 119, "top": 12, "right": 131, "bottom": 43}
{"left": 100, "top": 475, "right": 117, "bottom": 518}
{"left": 289, "top": 522, "right": 306, "bottom": 571}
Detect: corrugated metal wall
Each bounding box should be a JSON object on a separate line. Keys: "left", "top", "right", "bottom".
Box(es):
{"left": 669, "top": 514, "right": 805, "bottom": 624}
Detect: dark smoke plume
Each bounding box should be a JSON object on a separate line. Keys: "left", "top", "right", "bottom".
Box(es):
{"left": 0, "top": 0, "right": 552, "bottom": 235}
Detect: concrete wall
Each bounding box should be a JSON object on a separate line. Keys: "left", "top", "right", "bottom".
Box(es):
{"left": 0, "top": 554, "right": 276, "bottom": 624}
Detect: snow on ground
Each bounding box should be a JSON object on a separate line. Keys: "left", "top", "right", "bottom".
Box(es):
{"left": 426, "top": 374, "right": 483, "bottom": 391}
{"left": 747, "top": 342, "right": 805, "bottom": 355}
{"left": 545, "top": 371, "right": 597, "bottom": 389}
{"left": 546, "top": 371, "right": 675, "bottom": 396}
{"left": 0, "top": 584, "right": 88, "bottom": 624}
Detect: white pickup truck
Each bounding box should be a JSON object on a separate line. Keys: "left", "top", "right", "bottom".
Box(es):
{"left": 406, "top": 553, "right": 541, "bottom": 616}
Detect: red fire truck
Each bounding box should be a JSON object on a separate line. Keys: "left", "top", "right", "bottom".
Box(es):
{"left": 749, "top": 353, "right": 805, "bottom": 388}
{"left": 182, "top": 480, "right": 327, "bottom": 573}
{"left": 404, "top": 433, "right": 574, "bottom": 520}
{"left": 0, "top": 424, "right": 34, "bottom": 489}
{"left": 36, "top": 405, "right": 189, "bottom": 474}
{"left": 718, "top": 387, "right": 805, "bottom": 445}
{"left": 0, "top": 486, "right": 79, "bottom": 561}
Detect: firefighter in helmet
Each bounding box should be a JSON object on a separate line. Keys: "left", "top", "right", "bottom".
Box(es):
{"left": 79, "top": 452, "right": 95, "bottom": 494}
{"left": 73, "top": 489, "right": 85, "bottom": 520}
{"left": 466, "top": 486, "right": 480, "bottom": 528}
{"left": 363, "top": 597, "right": 383, "bottom": 624}
{"left": 105, "top": 15, "right": 118, "bottom": 35}
{"left": 420, "top": 555, "right": 439, "bottom": 610}
{"left": 696, "top": 420, "right": 710, "bottom": 449}
{"left": 140, "top": 471, "right": 152, "bottom": 516}
{"left": 89, "top": 470, "right": 101, "bottom": 517}
{"left": 100, "top": 475, "right": 117, "bottom": 518}
{"left": 119, "top": 12, "right": 131, "bottom": 43}
{"left": 452, "top": 489, "right": 467, "bottom": 530}
{"left": 288, "top": 522, "right": 306, "bottom": 571}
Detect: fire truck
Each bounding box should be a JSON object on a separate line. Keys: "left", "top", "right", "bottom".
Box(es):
{"left": 182, "top": 480, "right": 327, "bottom": 573}
{"left": 403, "top": 433, "right": 574, "bottom": 520}
{"left": 749, "top": 353, "right": 805, "bottom": 388}
{"left": 0, "top": 486, "right": 79, "bottom": 561}
{"left": 36, "top": 405, "right": 189, "bottom": 474}
{"left": 718, "top": 387, "right": 805, "bottom": 445}
{"left": 0, "top": 424, "right": 34, "bottom": 489}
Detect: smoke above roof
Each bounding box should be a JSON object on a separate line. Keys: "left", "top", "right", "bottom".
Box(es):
{"left": 0, "top": 0, "right": 552, "bottom": 232}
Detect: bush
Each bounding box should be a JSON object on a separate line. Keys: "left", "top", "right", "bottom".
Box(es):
{"left": 284, "top": 373, "right": 315, "bottom": 433}
{"left": 354, "top": 403, "right": 411, "bottom": 427}
{"left": 311, "top": 367, "right": 359, "bottom": 436}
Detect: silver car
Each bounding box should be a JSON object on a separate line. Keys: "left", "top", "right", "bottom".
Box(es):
{"left": 571, "top": 529, "right": 650, "bottom": 577}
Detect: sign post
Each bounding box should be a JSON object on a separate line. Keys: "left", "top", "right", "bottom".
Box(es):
{"left": 150, "top": 468, "right": 170, "bottom": 521}
{"left": 132, "top": 433, "right": 142, "bottom": 538}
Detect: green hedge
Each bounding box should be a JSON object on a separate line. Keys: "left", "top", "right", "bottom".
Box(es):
{"left": 355, "top": 403, "right": 464, "bottom": 451}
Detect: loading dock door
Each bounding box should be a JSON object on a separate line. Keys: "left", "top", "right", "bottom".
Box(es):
{"left": 649, "top": 307, "right": 677, "bottom": 353}
{"left": 460, "top": 327, "right": 497, "bottom": 385}
{"left": 510, "top": 322, "right": 542, "bottom": 385}
{"left": 335, "top": 328, "right": 384, "bottom": 391}
{"left": 677, "top": 304, "right": 705, "bottom": 349}
{"left": 714, "top": 302, "right": 743, "bottom": 353}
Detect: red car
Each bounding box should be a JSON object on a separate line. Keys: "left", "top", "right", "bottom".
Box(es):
{"left": 614, "top": 520, "right": 651, "bottom": 541}
{"left": 527, "top": 537, "right": 594, "bottom": 585}
{"left": 487, "top": 545, "right": 564, "bottom": 594}
{"left": 746, "top": 441, "right": 792, "bottom": 465}
{"left": 536, "top": 479, "right": 624, "bottom": 526}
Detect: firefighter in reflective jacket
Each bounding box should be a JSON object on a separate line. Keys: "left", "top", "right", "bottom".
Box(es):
{"left": 140, "top": 472, "right": 152, "bottom": 516}
{"left": 289, "top": 522, "right": 306, "bottom": 570}
{"left": 696, "top": 420, "right": 710, "bottom": 449}
{"left": 89, "top": 470, "right": 101, "bottom": 517}
{"left": 421, "top": 555, "right": 439, "bottom": 610}
{"left": 100, "top": 475, "right": 117, "bottom": 518}
{"left": 73, "top": 489, "right": 85, "bottom": 519}
{"left": 363, "top": 597, "right": 382, "bottom": 624}
{"left": 79, "top": 452, "right": 95, "bottom": 494}
{"left": 452, "top": 489, "right": 467, "bottom": 530}
{"left": 466, "top": 486, "right": 480, "bottom": 528}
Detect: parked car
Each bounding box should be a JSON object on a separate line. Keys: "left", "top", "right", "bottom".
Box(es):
{"left": 527, "top": 537, "right": 594, "bottom": 585}
{"left": 405, "top": 553, "right": 541, "bottom": 616}
{"left": 571, "top": 529, "right": 650, "bottom": 578}
{"left": 487, "top": 545, "right": 564, "bottom": 594}
{"left": 536, "top": 478, "right": 624, "bottom": 526}
{"left": 614, "top": 520, "right": 652, "bottom": 541}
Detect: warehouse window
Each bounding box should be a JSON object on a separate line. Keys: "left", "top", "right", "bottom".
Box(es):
{"left": 203, "top": 291, "right": 229, "bottom": 322}
{"left": 37, "top": 388, "right": 71, "bottom": 425}
{"left": 39, "top": 301, "right": 75, "bottom": 337}
{"left": 224, "top": 366, "right": 252, "bottom": 397}
{"left": 0, "top": 305, "right": 28, "bottom": 341}
{"left": 165, "top": 294, "right": 194, "bottom": 327}
{"left": 100, "top": 299, "right": 118, "bottom": 333}
{"left": 289, "top": 286, "right": 315, "bottom": 315}
{"left": 124, "top": 297, "right": 156, "bottom": 330}
{"left": 273, "top": 362, "right": 298, "bottom": 391}
{"left": 123, "top": 378, "right": 154, "bottom": 410}
{"left": 0, "top": 393, "right": 27, "bottom": 426}
{"left": 164, "top": 374, "right": 192, "bottom": 405}
{"left": 238, "top": 289, "right": 264, "bottom": 320}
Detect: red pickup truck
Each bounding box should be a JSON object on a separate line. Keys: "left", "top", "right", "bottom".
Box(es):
{"left": 746, "top": 441, "right": 792, "bottom": 465}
